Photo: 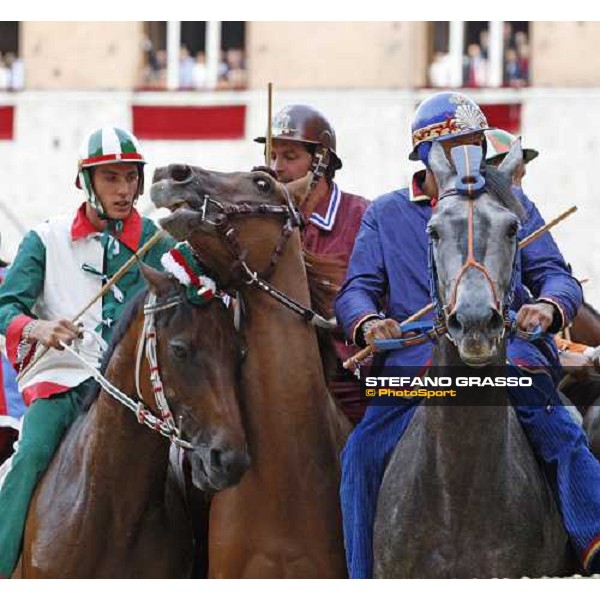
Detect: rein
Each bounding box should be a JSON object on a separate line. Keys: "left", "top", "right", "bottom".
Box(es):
{"left": 371, "top": 315, "right": 544, "bottom": 353}
{"left": 61, "top": 292, "right": 194, "bottom": 450}
{"left": 198, "top": 186, "right": 336, "bottom": 329}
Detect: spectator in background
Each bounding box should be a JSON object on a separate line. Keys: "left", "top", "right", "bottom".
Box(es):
{"left": 479, "top": 30, "right": 490, "bottom": 60}
{"left": 140, "top": 39, "right": 167, "bottom": 89}
{"left": 504, "top": 47, "right": 526, "bottom": 87}
{"left": 178, "top": 45, "right": 195, "bottom": 89}
{"left": 225, "top": 48, "right": 247, "bottom": 89}
{"left": 4, "top": 54, "right": 23, "bottom": 91}
{"left": 192, "top": 51, "right": 208, "bottom": 90}
{"left": 0, "top": 56, "right": 9, "bottom": 91}
{"left": 217, "top": 50, "right": 230, "bottom": 88}
{"left": 518, "top": 42, "right": 530, "bottom": 85}
{"left": 428, "top": 52, "right": 453, "bottom": 88}
{"left": 463, "top": 43, "right": 487, "bottom": 87}
{"left": 155, "top": 50, "right": 167, "bottom": 88}
{"left": 504, "top": 22, "right": 514, "bottom": 50}
{"left": 515, "top": 31, "right": 528, "bottom": 53}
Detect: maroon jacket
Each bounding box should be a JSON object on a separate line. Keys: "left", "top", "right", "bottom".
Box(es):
{"left": 301, "top": 181, "right": 370, "bottom": 424}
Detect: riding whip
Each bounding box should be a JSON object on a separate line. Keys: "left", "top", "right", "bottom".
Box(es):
{"left": 343, "top": 205, "right": 578, "bottom": 372}
{"left": 16, "top": 230, "right": 166, "bottom": 383}
{"left": 266, "top": 82, "right": 273, "bottom": 166}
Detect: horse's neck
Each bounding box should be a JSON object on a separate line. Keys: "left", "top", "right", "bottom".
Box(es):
{"left": 84, "top": 316, "right": 171, "bottom": 511}
{"left": 571, "top": 302, "right": 600, "bottom": 346}
{"left": 240, "top": 234, "right": 335, "bottom": 461}
{"left": 427, "top": 337, "right": 512, "bottom": 458}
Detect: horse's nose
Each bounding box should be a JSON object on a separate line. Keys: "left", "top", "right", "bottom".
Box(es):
{"left": 168, "top": 163, "right": 193, "bottom": 184}
{"left": 447, "top": 306, "right": 504, "bottom": 339}
{"left": 210, "top": 445, "right": 251, "bottom": 485}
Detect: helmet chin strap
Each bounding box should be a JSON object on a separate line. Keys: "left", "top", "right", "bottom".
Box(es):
{"left": 309, "top": 147, "right": 330, "bottom": 193}
{"left": 80, "top": 166, "right": 141, "bottom": 226}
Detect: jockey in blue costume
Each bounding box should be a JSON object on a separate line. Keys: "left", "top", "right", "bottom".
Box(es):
{"left": 335, "top": 91, "right": 600, "bottom": 577}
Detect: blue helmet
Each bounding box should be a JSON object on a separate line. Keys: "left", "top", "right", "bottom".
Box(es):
{"left": 409, "top": 91, "right": 489, "bottom": 163}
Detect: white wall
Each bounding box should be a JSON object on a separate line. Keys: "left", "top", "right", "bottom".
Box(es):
{"left": 0, "top": 88, "right": 597, "bottom": 307}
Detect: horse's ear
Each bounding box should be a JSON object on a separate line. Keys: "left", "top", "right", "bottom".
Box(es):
{"left": 139, "top": 262, "right": 174, "bottom": 295}
{"left": 497, "top": 137, "right": 523, "bottom": 180}
{"left": 428, "top": 142, "right": 454, "bottom": 192}
{"left": 285, "top": 173, "right": 313, "bottom": 207}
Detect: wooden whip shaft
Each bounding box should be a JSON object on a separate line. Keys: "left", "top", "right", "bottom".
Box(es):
{"left": 517, "top": 205, "right": 577, "bottom": 248}
{"left": 16, "top": 230, "right": 166, "bottom": 382}
{"left": 266, "top": 82, "right": 273, "bottom": 166}
{"left": 343, "top": 205, "right": 578, "bottom": 371}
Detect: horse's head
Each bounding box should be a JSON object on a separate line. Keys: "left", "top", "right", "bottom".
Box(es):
{"left": 139, "top": 263, "right": 249, "bottom": 492}
{"left": 150, "top": 165, "right": 311, "bottom": 287}
{"left": 427, "top": 140, "right": 525, "bottom": 366}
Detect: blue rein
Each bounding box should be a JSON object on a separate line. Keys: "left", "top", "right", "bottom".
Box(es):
{"left": 372, "top": 315, "right": 546, "bottom": 353}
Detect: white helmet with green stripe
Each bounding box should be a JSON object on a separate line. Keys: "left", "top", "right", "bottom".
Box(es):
{"left": 76, "top": 126, "right": 146, "bottom": 218}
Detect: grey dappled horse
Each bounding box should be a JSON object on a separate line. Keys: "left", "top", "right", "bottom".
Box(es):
{"left": 373, "top": 141, "right": 572, "bottom": 578}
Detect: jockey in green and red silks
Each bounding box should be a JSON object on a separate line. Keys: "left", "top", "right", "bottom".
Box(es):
{"left": 0, "top": 127, "right": 174, "bottom": 578}
{"left": 335, "top": 91, "right": 600, "bottom": 578}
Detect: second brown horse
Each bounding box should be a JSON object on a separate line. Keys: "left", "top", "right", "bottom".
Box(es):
{"left": 152, "top": 166, "right": 348, "bottom": 577}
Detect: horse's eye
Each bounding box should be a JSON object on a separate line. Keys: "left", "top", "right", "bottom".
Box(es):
{"left": 507, "top": 222, "right": 519, "bottom": 239}
{"left": 169, "top": 341, "right": 189, "bottom": 360}
{"left": 254, "top": 177, "right": 271, "bottom": 193}
{"left": 428, "top": 227, "right": 440, "bottom": 242}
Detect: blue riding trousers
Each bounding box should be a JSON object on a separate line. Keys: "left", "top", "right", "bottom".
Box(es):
{"left": 340, "top": 340, "right": 600, "bottom": 578}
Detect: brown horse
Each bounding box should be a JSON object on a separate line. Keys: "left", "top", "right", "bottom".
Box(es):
{"left": 151, "top": 165, "right": 349, "bottom": 578}
{"left": 563, "top": 301, "right": 600, "bottom": 457}
{"left": 569, "top": 302, "right": 600, "bottom": 348}
{"left": 17, "top": 265, "right": 249, "bottom": 578}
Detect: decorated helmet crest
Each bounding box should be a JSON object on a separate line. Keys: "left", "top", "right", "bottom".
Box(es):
{"left": 410, "top": 92, "right": 489, "bottom": 163}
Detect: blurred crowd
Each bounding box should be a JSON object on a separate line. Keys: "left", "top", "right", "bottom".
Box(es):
{"left": 140, "top": 41, "right": 247, "bottom": 91}
{"left": 0, "top": 53, "right": 24, "bottom": 91}
{"left": 428, "top": 24, "right": 530, "bottom": 89}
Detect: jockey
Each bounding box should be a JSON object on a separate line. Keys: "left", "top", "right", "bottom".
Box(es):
{"left": 255, "top": 104, "right": 370, "bottom": 424}
{"left": 0, "top": 126, "right": 174, "bottom": 578}
{"left": 485, "top": 130, "right": 600, "bottom": 381}
{"left": 335, "top": 91, "right": 600, "bottom": 577}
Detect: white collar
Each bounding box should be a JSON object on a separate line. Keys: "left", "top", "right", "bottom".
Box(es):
{"left": 308, "top": 183, "right": 341, "bottom": 232}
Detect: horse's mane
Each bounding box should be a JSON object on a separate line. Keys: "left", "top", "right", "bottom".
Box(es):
{"left": 484, "top": 167, "right": 526, "bottom": 221}
{"left": 303, "top": 248, "right": 346, "bottom": 320}
{"left": 80, "top": 288, "right": 147, "bottom": 412}
{"left": 583, "top": 300, "right": 600, "bottom": 320}
{"left": 303, "top": 248, "right": 347, "bottom": 381}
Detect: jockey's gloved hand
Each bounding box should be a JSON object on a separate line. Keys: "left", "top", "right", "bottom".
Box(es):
{"left": 26, "top": 319, "right": 80, "bottom": 351}
{"left": 516, "top": 302, "right": 557, "bottom": 334}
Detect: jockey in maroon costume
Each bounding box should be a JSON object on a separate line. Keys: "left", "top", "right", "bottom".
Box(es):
{"left": 255, "top": 104, "right": 369, "bottom": 424}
